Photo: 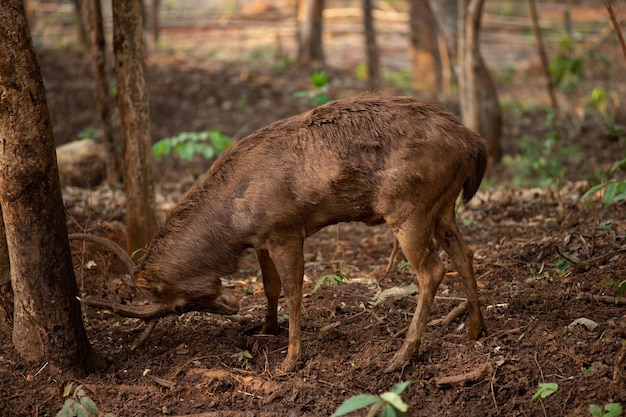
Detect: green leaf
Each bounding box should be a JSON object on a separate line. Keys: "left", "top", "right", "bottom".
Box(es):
{"left": 62, "top": 383, "right": 75, "bottom": 398}
{"left": 80, "top": 396, "right": 99, "bottom": 416}
{"left": 201, "top": 146, "right": 215, "bottom": 160}
{"left": 380, "top": 404, "right": 398, "bottom": 417}
{"left": 209, "top": 131, "right": 231, "bottom": 152}
{"left": 56, "top": 400, "right": 74, "bottom": 417}
{"left": 390, "top": 380, "right": 414, "bottom": 395}
{"left": 531, "top": 382, "right": 558, "bottom": 402}
{"left": 310, "top": 71, "right": 328, "bottom": 88}
{"left": 609, "top": 158, "right": 626, "bottom": 174}
{"left": 312, "top": 92, "right": 329, "bottom": 106}
{"left": 589, "top": 404, "right": 603, "bottom": 416}
{"left": 379, "top": 392, "right": 409, "bottom": 413}
{"left": 292, "top": 90, "right": 312, "bottom": 99}
{"left": 74, "top": 403, "right": 89, "bottom": 417}
{"left": 604, "top": 403, "right": 623, "bottom": 417}
{"left": 151, "top": 139, "right": 173, "bottom": 160}
{"left": 331, "top": 394, "right": 380, "bottom": 417}
{"left": 604, "top": 181, "right": 618, "bottom": 206}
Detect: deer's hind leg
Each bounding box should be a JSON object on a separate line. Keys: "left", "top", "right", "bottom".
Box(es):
{"left": 385, "top": 214, "right": 446, "bottom": 373}
{"left": 434, "top": 204, "right": 485, "bottom": 340}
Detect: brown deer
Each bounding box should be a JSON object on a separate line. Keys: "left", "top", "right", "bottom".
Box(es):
{"left": 72, "top": 95, "right": 487, "bottom": 373}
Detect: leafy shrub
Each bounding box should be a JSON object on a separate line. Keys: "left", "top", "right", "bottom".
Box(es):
{"left": 152, "top": 130, "right": 230, "bottom": 162}
{"left": 152, "top": 130, "right": 231, "bottom": 178}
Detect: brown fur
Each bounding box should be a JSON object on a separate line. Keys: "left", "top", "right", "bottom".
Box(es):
{"left": 133, "top": 95, "right": 487, "bottom": 371}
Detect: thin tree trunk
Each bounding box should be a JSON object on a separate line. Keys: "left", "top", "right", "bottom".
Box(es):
{"left": 409, "top": 0, "right": 441, "bottom": 91}
{"left": 296, "top": 0, "right": 325, "bottom": 65}
{"left": 430, "top": 0, "right": 502, "bottom": 165}
{"left": 84, "top": 0, "right": 121, "bottom": 184}
{"left": 150, "top": 0, "right": 161, "bottom": 42}
{"left": 112, "top": 0, "right": 159, "bottom": 252}
{"left": 458, "top": 0, "right": 481, "bottom": 134}
{"left": 362, "top": 0, "right": 380, "bottom": 90}
{"left": 527, "top": 0, "right": 558, "bottom": 115}
{"left": 0, "top": 0, "right": 92, "bottom": 373}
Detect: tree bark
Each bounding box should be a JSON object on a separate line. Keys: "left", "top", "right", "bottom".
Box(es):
{"left": 428, "top": 0, "right": 502, "bottom": 165}
{"left": 362, "top": 0, "right": 380, "bottom": 90}
{"left": 296, "top": 0, "right": 325, "bottom": 65}
{"left": 0, "top": 0, "right": 92, "bottom": 373}
{"left": 0, "top": 208, "right": 12, "bottom": 327}
{"left": 112, "top": 0, "right": 159, "bottom": 252}
{"left": 84, "top": 0, "right": 121, "bottom": 184}
{"left": 409, "top": 0, "right": 441, "bottom": 91}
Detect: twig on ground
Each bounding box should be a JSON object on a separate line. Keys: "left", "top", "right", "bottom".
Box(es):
{"left": 613, "top": 341, "right": 626, "bottom": 381}
{"left": 434, "top": 362, "right": 494, "bottom": 387}
{"left": 441, "top": 301, "right": 468, "bottom": 327}
{"left": 582, "top": 293, "right": 626, "bottom": 306}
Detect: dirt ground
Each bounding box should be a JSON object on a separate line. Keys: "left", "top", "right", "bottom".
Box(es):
{"left": 3, "top": 2, "right": 626, "bottom": 416}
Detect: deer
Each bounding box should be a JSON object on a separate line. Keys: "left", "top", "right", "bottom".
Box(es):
{"left": 71, "top": 95, "right": 487, "bottom": 373}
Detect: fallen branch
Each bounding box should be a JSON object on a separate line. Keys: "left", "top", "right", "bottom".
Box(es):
{"left": 435, "top": 362, "right": 494, "bottom": 387}
{"left": 582, "top": 293, "right": 626, "bottom": 306}
{"left": 441, "top": 301, "right": 468, "bottom": 326}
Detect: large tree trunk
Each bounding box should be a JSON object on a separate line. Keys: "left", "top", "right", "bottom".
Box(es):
{"left": 428, "top": 0, "right": 502, "bottom": 165}
{"left": 0, "top": 0, "right": 92, "bottom": 373}
{"left": 362, "top": 0, "right": 380, "bottom": 90}
{"left": 296, "top": 0, "right": 325, "bottom": 65}
{"left": 84, "top": 0, "right": 121, "bottom": 184}
{"left": 409, "top": 0, "right": 441, "bottom": 91}
{"left": 112, "top": 0, "right": 158, "bottom": 252}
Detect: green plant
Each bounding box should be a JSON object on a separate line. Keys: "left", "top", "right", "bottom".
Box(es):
{"left": 293, "top": 71, "right": 330, "bottom": 106}
{"left": 554, "top": 253, "right": 579, "bottom": 276}
{"left": 604, "top": 277, "right": 626, "bottom": 300}
{"left": 588, "top": 86, "right": 610, "bottom": 117}
{"left": 503, "top": 112, "right": 579, "bottom": 187}
{"left": 152, "top": 130, "right": 231, "bottom": 178}
{"left": 152, "top": 130, "right": 231, "bottom": 162}
{"left": 583, "top": 157, "right": 626, "bottom": 207}
{"left": 231, "top": 350, "right": 253, "bottom": 369}
{"left": 589, "top": 403, "right": 622, "bottom": 417}
{"left": 56, "top": 382, "right": 116, "bottom": 417}
{"left": 312, "top": 270, "right": 347, "bottom": 293}
{"left": 77, "top": 125, "right": 101, "bottom": 140}
{"left": 332, "top": 381, "right": 414, "bottom": 417}
{"left": 529, "top": 266, "right": 549, "bottom": 280}
{"left": 531, "top": 382, "right": 558, "bottom": 402}
{"left": 549, "top": 35, "right": 584, "bottom": 90}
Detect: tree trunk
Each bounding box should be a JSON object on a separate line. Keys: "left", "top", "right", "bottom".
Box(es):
{"left": 112, "top": 0, "right": 159, "bottom": 252}
{"left": 0, "top": 208, "right": 12, "bottom": 328}
{"left": 84, "top": 0, "right": 121, "bottom": 184}
{"left": 71, "top": 0, "right": 89, "bottom": 49}
{"left": 0, "top": 0, "right": 92, "bottom": 373}
{"left": 149, "top": 0, "right": 161, "bottom": 42}
{"left": 428, "top": 0, "right": 502, "bottom": 165}
{"left": 362, "top": 0, "right": 380, "bottom": 90}
{"left": 296, "top": 0, "right": 325, "bottom": 65}
{"left": 409, "top": 0, "right": 441, "bottom": 91}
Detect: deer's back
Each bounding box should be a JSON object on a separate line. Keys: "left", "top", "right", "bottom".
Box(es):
{"left": 179, "top": 95, "right": 485, "bottom": 245}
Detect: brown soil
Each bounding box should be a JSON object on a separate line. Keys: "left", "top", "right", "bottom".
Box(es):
{"left": 2, "top": 3, "right": 626, "bottom": 416}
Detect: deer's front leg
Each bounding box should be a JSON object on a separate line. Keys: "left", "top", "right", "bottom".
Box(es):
{"left": 267, "top": 233, "right": 305, "bottom": 372}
